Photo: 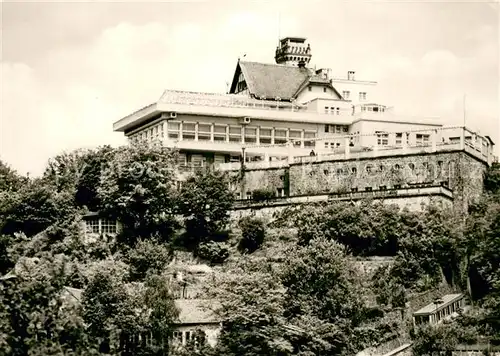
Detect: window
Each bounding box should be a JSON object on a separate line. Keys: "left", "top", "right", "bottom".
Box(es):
{"left": 335, "top": 125, "right": 341, "bottom": 134}
{"left": 324, "top": 125, "right": 329, "bottom": 133}
{"left": 183, "top": 122, "right": 196, "bottom": 141}
{"left": 172, "top": 331, "right": 182, "bottom": 343}
{"left": 394, "top": 184, "right": 401, "bottom": 189}
{"left": 323, "top": 169, "right": 329, "bottom": 175}
{"left": 324, "top": 142, "right": 329, "bottom": 149}
{"left": 342, "top": 90, "right": 350, "bottom": 99}
{"left": 359, "top": 92, "right": 367, "bottom": 101}
{"left": 351, "top": 187, "right": 358, "bottom": 192}
{"left": 214, "top": 125, "right": 227, "bottom": 142}
{"left": 177, "top": 153, "right": 187, "bottom": 166}
{"left": 416, "top": 134, "right": 430, "bottom": 146}
{"left": 323, "top": 87, "right": 327, "bottom": 93}
{"left": 324, "top": 106, "right": 330, "bottom": 114}
{"left": 198, "top": 123, "right": 211, "bottom": 141}
{"left": 308, "top": 86, "right": 312, "bottom": 91}
{"left": 396, "top": 133, "right": 403, "bottom": 146}
{"left": 379, "top": 164, "right": 385, "bottom": 172}
{"left": 304, "top": 131, "right": 316, "bottom": 148}
{"left": 380, "top": 185, "right": 387, "bottom": 190}
{"left": 352, "top": 167, "right": 357, "bottom": 174}
{"left": 343, "top": 126, "right": 349, "bottom": 133}
{"left": 86, "top": 218, "right": 117, "bottom": 235}
{"left": 394, "top": 164, "right": 401, "bottom": 170}
{"left": 246, "top": 192, "right": 252, "bottom": 200}
{"left": 408, "top": 163, "right": 415, "bottom": 171}
{"left": 244, "top": 126, "right": 257, "bottom": 144}
{"left": 336, "top": 168, "right": 343, "bottom": 175}
{"left": 274, "top": 129, "right": 287, "bottom": 144}
{"left": 260, "top": 128, "right": 272, "bottom": 144}
{"left": 277, "top": 188, "right": 285, "bottom": 197}
{"left": 229, "top": 126, "right": 242, "bottom": 143}
{"left": 336, "top": 107, "right": 340, "bottom": 115}
{"left": 365, "top": 187, "right": 373, "bottom": 192}
{"left": 168, "top": 121, "right": 180, "bottom": 140}
{"left": 86, "top": 219, "right": 100, "bottom": 234}
{"left": 376, "top": 131, "right": 389, "bottom": 146}
{"left": 190, "top": 154, "right": 205, "bottom": 167}
{"left": 366, "top": 165, "right": 373, "bottom": 173}
{"left": 101, "top": 219, "right": 117, "bottom": 234}
{"left": 289, "top": 130, "right": 301, "bottom": 147}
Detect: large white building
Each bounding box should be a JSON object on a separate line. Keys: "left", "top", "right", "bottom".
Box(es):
{"left": 113, "top": 37, "right": 495, "bottom": 170}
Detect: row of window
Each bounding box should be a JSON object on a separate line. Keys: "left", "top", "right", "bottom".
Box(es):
{"left": 324, "top": 125, "right": 349, "bottom": 134}
{"left": 85, "top": 218, "right": 117, "bottom": 235}
{"left": 121, "top": 329, "right": 206, "bottom": 351}
{"left": 361, "top": 105, "right": 386, "bottom": 113}
{"left": 414, "top": 298, "right": 464, "bottom": 326}
{"left": 129, "top": 122, "right": 164, "bottom": 144}
{"left": 172, "top": 330, "right": 205, "bottom": 345}
{"left": 167, "top": 121, "right": 317, "bottom": 146}
{"left": 376, "top": 132, "right": 430, "bottom": 146}
{"left": 320, "top": 161, "right": 443, "bottom": 176}
{"left": 342, "top": 91, "right": 367, "bottom": 101}
{"left": 242, "top": 187, "right": 286, "bottom": 200}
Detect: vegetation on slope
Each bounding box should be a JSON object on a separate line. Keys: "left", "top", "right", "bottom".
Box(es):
{"left": 0, "top": 149, "right": 499, "bottom": 355}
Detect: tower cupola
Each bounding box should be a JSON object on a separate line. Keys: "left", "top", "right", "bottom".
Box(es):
{"left": 275, "top": 37, "right": 312, "bottom": 67}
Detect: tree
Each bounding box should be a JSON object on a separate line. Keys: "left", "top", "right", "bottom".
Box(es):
{"left": 0, "top": 254, "right": 97, "bottom": 355}
{"left": 206, "top": 258, "right": 292, "bottom": 356}
{"left": 75, "top": 145, "right": 115, "bottom": 210}
{"left": 196, "top": 241, "right": 230, "bottom": 264}
{"left": 97, "top": 144, "right": 179, "bottom": 244}
{"left": 127, "top": 239, "right": 173, "bottom": 281}
{"left": 178, "top": 168, "right": 235, "bottom": 245}
{"left": 483, "top": 163, "right": 500, "bottom": 195}
{"left": 280, "top": 237, "right": 367, "bottom": 355}
{"left": 0, "top": 178, "right": 76, "bottom": 237}
{"left": 0, "top": 160, "right": 25, "bottom": 192}
{"left": 238, "top": 217, "right": 266, "bottom": 253}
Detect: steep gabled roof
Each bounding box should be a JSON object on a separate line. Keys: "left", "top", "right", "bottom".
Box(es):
{"left": 229, "top": 61, "right": 310, "bottom": 101}
{"left": 292, "top": 74, "right": 343, "bottom": 99}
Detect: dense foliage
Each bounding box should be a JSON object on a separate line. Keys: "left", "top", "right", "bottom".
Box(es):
{"left": 178, "top": 169, "right": 235, "bottom": 245}
{"left": 1, "top": 153, "right": 499, "bottom": 355}
{"left": 238, "top": 216, "right": 266, "bottom": 253}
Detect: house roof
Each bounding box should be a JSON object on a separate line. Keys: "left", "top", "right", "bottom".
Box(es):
{"left": 293, "top": 74, "right": 343, "bottom": 99}
{"left": 174, "top": 299, "right": 220, "bottom": 325}
{"left": 230, "top": 61, "right": 311, "bottom": 101}
{"left": 413, "top": 293, "right": 464, "bottom": 315}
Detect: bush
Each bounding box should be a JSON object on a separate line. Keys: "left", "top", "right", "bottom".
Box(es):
{"left": 127, "top": 239, "right": 173, "bottom": 281}
{"left": 196, "top": 241, "right": 230, "bottom": 264}
{"left": 238, "top": 217, "right": 266, "bottom": 253}
{"left": 252, "top": 188, "right": 276, "bottom": 202}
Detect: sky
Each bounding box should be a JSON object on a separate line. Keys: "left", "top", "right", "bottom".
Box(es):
{"left": 1, "top": 0, "right": 499, "bottom": 176}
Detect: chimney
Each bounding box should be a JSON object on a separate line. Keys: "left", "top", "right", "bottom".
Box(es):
{"left": 347, "top": 71, "right": 355, "bottom": 80}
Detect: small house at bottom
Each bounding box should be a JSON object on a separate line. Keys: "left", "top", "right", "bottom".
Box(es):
{"left": 413, "top": 293, "right": 466, "bottom": 326}
{"left": 171, "top": 299, "right": 221, "bottom": 348}
{"left": 82, "top": 212, "right": 121, "bottom": 242}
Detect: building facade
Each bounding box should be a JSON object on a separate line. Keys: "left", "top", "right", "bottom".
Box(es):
{"left": 113, "top": 36, "right": 495, "bottom": 212}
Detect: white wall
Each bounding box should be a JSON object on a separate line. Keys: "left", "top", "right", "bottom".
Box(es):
{"left": 296, "top": 85, "right": 341, "bottom": 104}
{"left": 331, "top": 79, "right": 377, "bottom": 105}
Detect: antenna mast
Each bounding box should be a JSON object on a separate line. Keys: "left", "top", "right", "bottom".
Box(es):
{"left": 463, "top": 93, "right": 466, "bottom": 127}
{"left": 277, "top": 12, "right": 281, "bottom": 44}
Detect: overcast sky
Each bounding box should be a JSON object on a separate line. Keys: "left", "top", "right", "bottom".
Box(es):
{"left": 1, "top": 0, "right": 499, "bottom": 176}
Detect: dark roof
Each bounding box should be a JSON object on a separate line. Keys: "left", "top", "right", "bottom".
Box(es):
{"left": 230, "top": 61, "right": 310, "bottom": 101}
